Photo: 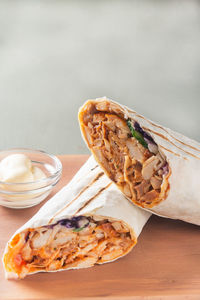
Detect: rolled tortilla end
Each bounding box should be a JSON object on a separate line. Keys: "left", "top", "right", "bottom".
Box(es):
{"left": 79, "top": 97, "right": 200, "bottom": 225}
{"left": 3, "top": 156, "right": 150, "bottom": 279}
{"left": 3, "top": 215, "right": 136, "bottom": 279}
{"left": 78, "top": 98, "right": 170, "bottom": 209}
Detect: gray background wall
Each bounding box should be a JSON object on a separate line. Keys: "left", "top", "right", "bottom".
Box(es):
{"left": 0, "top": 0, "right": 199, "bottom": 154}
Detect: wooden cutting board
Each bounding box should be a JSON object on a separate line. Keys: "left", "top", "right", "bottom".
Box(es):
{"left": 0, "top": 155, "right": 200, "bottom": 300}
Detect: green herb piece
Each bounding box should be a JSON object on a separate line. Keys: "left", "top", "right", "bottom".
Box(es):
{"left": 127, "top": 119, "right": 148, "bottom": 148}
{"left": 72, "top": 227, "right": 84, "bottom": 232}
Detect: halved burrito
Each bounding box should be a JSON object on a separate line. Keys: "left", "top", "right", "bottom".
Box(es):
{"left": 3, "top": 157, "right": 150, "bottom": 279}
{"left": 79, "top": 97, "right": 200, "bottom": 225}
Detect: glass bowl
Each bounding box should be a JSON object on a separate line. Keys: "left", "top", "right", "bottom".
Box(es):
{"left": 0, "top": 148, "right": 62, "bottom": 209}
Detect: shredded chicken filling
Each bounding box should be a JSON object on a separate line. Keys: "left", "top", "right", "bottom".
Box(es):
{"left": 82, "top": 110, "right": 169, "bottom": 207}
{"left": 4, "top": 216, "right": 134, "bottom": 278}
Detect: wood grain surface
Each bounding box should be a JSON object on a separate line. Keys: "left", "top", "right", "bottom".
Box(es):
{"left": 0, "top": 155, "right": 200, "bottom": 300}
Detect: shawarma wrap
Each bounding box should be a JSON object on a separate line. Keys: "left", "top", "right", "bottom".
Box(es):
{"left": 79, "top": 97, "right": 200, "bottom": 225}
{"left": 3, "top": 156, "right": 150, "bottom": 279}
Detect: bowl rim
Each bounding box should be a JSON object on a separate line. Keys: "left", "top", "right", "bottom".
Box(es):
{"left": 0, "top": 148, "right": 62, "bottom": 186}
